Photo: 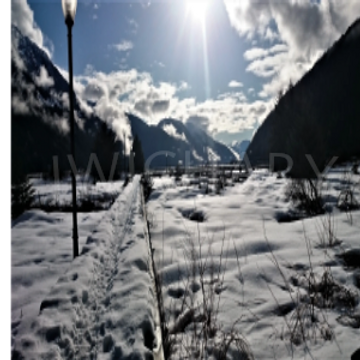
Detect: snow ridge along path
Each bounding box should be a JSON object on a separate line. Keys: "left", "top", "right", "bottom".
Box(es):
{"left": 12, "top": 176, "right": 158, "bottom": 360}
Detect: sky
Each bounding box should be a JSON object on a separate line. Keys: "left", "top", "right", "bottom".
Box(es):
{"left": 10, "top": 0, "right": 360, "bottom": 145}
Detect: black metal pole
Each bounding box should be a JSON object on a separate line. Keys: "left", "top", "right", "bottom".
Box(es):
{"left": 123, "top": 132, "right": 126, "bottom": 176}
{"left": 67, "top": 21, "right": 79, "bottom": 258}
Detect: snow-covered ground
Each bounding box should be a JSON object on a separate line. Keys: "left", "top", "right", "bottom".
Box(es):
{"left": 29, "top": 177, "right": 122, "bottom": 210}
{"left": 147, "top": 168, "right": 360, "bottom": 360}
{"left": 11, "top": 168, "right": 360, "bottom": 360}
{"left": 12, "top": 177, "right": 158, "bottom": 360}
{"left": 12, "top": 178, "right": 124, "bottom": 344}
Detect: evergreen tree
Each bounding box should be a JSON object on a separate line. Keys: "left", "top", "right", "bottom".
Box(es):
{"left": 11, "top": 175, "right": 35, "bottom": 219}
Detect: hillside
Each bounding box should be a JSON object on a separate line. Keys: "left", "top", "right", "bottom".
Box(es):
{"left": 230, "top": 140, "right": 250, "bottom": 159}
{"left": 127, "top": 114, "right": 237, "bottom": 168}
{"left": 11, "top": 25, "right": 122, "bottom": 181}
{"left": 246, "top": 18, "right": 360, "bottom": 177}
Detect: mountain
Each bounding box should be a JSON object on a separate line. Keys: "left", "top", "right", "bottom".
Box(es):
{"left": 160, "top": 118, "right": 237, "bottom": 163}
{"left": 183, "top": 120, "right": 238, "bottom": 163}
{"left": 126, "top": 114, "right": 237, "bottom": 168}
{"left": 230, "top": 140, "right": 250, "bottom": 160}
{"left": 246, "top": 18, "right": 360, "bottom": 177}
{"left": 11, "top": 25, "right": 238, "bottom": 178}
{"left": 11, "top": 25, "right": 123, "bottom": 181}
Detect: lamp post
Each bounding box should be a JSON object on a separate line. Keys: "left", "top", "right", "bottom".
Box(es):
{"left": 165, "top": 152, "right": 168, "bottom": 175}
{"left": 62, "top": 0, "right": 79, "bottom": 258}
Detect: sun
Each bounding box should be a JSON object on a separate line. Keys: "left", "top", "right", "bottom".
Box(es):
{"left": 186, "top": 1, "right": 209, "bottom": 22}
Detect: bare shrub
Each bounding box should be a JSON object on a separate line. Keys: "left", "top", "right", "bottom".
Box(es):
{"left": 285, "top": 178, "right": 324, "bottom": 216}
{"left": 315, "top": 211, "right": 341, "bottom": 248}
{"left": 215, "top": 177, "right": 225, "bottom": 195}
{"left": 263, "top": 225, "right": 334, "bottom": 348}
{"left": 159, "top": 226, "right": 253, "bottom": 360}
{"left": 11, "top": 175, "right": 35, "bottom": 219}
{"left": 337, "top": 168, "right": 359, "bottom": 225}
{"left": 263, "top": 221, "right": 358, "bottom": 350}
{"left": 141, "top": 173, "right": 154, "bottom": 202}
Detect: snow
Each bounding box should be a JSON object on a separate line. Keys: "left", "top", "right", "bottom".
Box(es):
{"left": 207, "top": 147, "right": 221, "bottom": 162}
{"left": 192, "top": 150, "right": 204, "bottom": 162}
{"left": 162, "top": 123, "right": 188, "bottom": 143}
{"left": 11, "top": 168, "right": 360, "bottom": 359}
{"left": 12, "top": 177, "right": 158, "bottom": 359}
{"left": 30, "top": 177, "right": 122, "bottom": 208}
{"left": 227, "top": 146, "right": 241, "bottom": 161}
{"left": 147, "top": 169, "right": 360, "bottom": 359}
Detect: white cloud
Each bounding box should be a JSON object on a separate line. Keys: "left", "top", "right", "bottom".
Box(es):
{"left": 11, "top": 0, "right": 52, "bottom": 58}
{"left": 224, "top": 0, "right": 360, "bottom": 98}
{"left": 83, "top": 82, "right": 106, "bottom": 101}
{"left": 217, "top": 91, "right": 247, "bottom": 103}
{"left": 71, "top": 66, "right": 268, "bottom": 140}
{"left": 128, "top": 18, "right": 139, "bottom": 34}
{"left": 111, "top": 40, "right": 134, "bottom": 52}
{"left": 264, "top": 27, "right": 279, "bottom": 42}
{"left": 228, "top": 80, "right": 243, "bottom": 88}
{"left": 243, "top": 48, "right": 269, "bottom": 62}
{"left": 162, "top": 123, "right": 187, "bottom": 142}
{"left": 178, "top": 81, "right": 190, "bottom": 91}
{"left": 72, "top": 68, "right": 183, "bottom": 149}
{"left": 171, "top": 95, "right": 269, "bottom": 135}
{"left": 246, "top": 51, "right": 289, "bottom": 78}
{"left": 243, "top": 44, "right": 288, "bottom": 61}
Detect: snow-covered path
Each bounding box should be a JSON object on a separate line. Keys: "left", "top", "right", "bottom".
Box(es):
{"left": 12, "top": 170, "right": 360, "bottom": 360}
{"left": 12, "top": 176, "right": 158, "bottom": 360}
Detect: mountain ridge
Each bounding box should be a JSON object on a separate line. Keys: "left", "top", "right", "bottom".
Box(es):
{"left": 246, "top": 17, "right": 360, "bottom": 177}
{"left": 11, "top": 24, "right": 123, "bottom": 180}
{"left": 126, "top": 114, "right": 238, "bottom": 168}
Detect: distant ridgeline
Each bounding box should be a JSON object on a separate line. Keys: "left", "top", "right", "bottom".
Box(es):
{"left": 126, "top": 114, "right": 238, "bottom": 168}
{"left": 246, "top": 18, "right": 360, "bottom": 178}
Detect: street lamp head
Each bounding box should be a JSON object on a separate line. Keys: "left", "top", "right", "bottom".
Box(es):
{"left": 62, "top": 0, "right": 77, "bottom": 27}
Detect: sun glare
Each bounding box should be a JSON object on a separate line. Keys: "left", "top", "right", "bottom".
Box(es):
{"left": 186, "top": 1, "right": 209, "bottom": 22}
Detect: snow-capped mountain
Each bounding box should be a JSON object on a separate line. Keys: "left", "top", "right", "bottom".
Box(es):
{"left": 246, "top": 18, "right": 360, "bottom": 177}
{"left": 126, "top": 115, "right": 238, "bottom": 168}
{"left": 160, "top": 118, "right": 237, "bottom": 163}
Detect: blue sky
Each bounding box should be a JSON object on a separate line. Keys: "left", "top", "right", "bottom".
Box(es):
{"left": 11, "top": 0, "right": 360, "bottom": 145}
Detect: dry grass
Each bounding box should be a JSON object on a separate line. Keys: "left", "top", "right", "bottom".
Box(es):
{"left": 157, "top": 224, "right": 253, "bottom": 360}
